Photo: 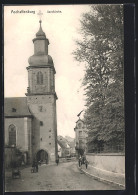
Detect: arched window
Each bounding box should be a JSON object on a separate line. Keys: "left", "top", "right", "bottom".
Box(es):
{"left": 37, "top": 71, "right": 43, "bottom": 85}
{"left": 8, "top": 124, "right": 16, "bottom": 146}
{"left": 78, "top": 122, "right": 82, "bottom": 129}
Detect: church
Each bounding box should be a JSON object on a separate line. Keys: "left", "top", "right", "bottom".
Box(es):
{"left": 4, "top": 19, "right": 58, "bottom": 165}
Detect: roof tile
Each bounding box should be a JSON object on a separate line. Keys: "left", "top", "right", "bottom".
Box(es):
{"left": 4, "top": 97, "right": 32, "bottom": 117}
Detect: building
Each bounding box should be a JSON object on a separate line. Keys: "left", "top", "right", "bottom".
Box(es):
{"left": 57, "top": 136, "right": 70, "bottom": 157}
{"left": 74, "top": 119, "right": 88, "bottom": 153}
{"left": 4, "top": 19, "right": 58, "bottom": 166}
{"left": 65, "top": 136, "right": 76, "bottom": 156}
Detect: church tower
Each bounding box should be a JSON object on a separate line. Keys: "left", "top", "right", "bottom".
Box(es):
{"left": 26, "top": 19, "right": 58, "bottom": 163}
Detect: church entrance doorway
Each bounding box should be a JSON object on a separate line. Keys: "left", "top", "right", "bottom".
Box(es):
{"left": 36, "top": 150, "right": 49, "bottom": 164}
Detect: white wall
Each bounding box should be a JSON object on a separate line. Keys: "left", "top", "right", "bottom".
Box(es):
{"left": 86, "top": 153, "right": 125, "bottom": 174}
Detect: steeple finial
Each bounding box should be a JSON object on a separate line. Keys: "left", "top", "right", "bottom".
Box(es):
{"left": 37, "top": 10, "right": 43, "bottom": 25}
{"left": 36, "top": 10, "right": 46, "bottom": 38}
{"left": 39, "top": 20, "right": 42, "bottom": 28}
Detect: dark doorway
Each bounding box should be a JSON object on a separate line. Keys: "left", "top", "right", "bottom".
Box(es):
{"left": 36, "top": 150, "right": 49, "bottom": 164}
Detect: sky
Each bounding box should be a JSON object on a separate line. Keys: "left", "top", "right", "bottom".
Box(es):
{"left": 4, "top": 5, "right": 91, "bottom": 138}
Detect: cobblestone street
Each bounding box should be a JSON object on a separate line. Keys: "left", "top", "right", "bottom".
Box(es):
{"left": 5, "top": 161, "right": 122, "bottom": 192}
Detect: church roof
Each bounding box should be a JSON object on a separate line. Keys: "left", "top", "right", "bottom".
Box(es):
{"left": 75, "top": 118, "right": 84, "bottom": 124}
{"left": 33, "top": 20, "right": 47, "bottom": 43}
{"left": 28, "top": 54, "right": 53, "bottom": 66}
{"left": 4, "top": 97, "right": 32, "bottom": 117}
{"left": 57, "top": 136, "right": 70, "bottom": 149}
{"left": 36, "top": 22, "right": 46, "bottom": 38}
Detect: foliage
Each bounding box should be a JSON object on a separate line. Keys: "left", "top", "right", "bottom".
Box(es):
{"left": 73, "top": 5, "right": 125, "bottom": 148}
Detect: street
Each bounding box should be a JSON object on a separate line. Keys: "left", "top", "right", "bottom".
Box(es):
{"left": 5, "top": 161, "right": 122, "bottom": 191}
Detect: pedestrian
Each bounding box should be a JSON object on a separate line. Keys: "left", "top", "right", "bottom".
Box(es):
{"left": 35, "top": 160, "right": 38, "bottom": 172}
{"left": 82, "top": 155, "right": 88, "bottom": 169}
{"left": 56, "top": 158, "right": 59, "bottom": 166}
{"left": 32, "top": 158, "right": 38, "bottom": 172}
{"left": 78, "top": 156, "right": 82, "bottom": 167}
{"left": 82, "top": 154, "right": 86, "bottom": 164}
{"left": 85, "top": 160, "right": 88, "bottom": 169}
{"left": 32, "top": 159, "right": 35, "bottom": 172}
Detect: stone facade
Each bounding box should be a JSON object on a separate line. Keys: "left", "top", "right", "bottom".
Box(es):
{"left": 5, "top": 117, "right": 32, "bottom": 157}
{"left": 74, "top": 119, "right": 88, "bottom": 152}
{"left": 4, "top": 20, "right": 58, "bottom": 165}
{"left": 26, "top": 20, "right": 58, "bottom": 163}
{"left": 27, "top": 95, "right": 58, "bottom": 162}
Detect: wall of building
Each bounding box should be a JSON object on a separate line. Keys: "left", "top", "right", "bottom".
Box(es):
{"left": 5, "top": 118, "right": 26, "bottom": 150}
{"left": 75, "top": 120, "right": 88, "bottom": 151}
{"left": 28, "top": 67, "right": 54, "bottom": 94}
{"left": 26, "top": 117, "right": 33, "bottom": 162}
{"left": 31, "top": 117, "right": 40, "bottom": 160}
{"left": 28, "top": 68, "right": 48, "bottom": 94}
{"left": 5, "top": 147, "right": 16, "bottom": 168}
{"left": 5, "top": 117, "right": 33, "bottom": 166}
{"left": 27, "top": 94, "right": 57, "bottom": 162}
{"left": 5, "top": 117, "right": 33, "bottom": 163}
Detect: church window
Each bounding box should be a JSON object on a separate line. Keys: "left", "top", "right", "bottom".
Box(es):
{"left": 40, "top": 138, "right": 42, "bottom": 141}
{"left": 78, "top": 123, "right": 82, "bottom": 128}
{"left": 49, "top": 143, "right": 51, "bottom": 145}
{"left": 49, "top": 130, "right": 51, "bottom": 132}
{"left": 40, "top": 121, "right": 43, "bottom": 126}
{"left": 12, "top": 108, "right": 16, "bottom": 112}
{"left": 49, "top": 136, "right": 51, "bottom": 138}
{"left": 37, "top": 71, "right": 43, "bottom": 85}
{"left": 8, "top": 124, "right": 16, "bottom": 146}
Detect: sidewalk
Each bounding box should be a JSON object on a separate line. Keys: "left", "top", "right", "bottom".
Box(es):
{"left": 78, "top": 163, "right": 125, "bottom": 188}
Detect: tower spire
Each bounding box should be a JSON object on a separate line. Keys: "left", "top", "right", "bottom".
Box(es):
{"left": 39, "top": 19, "right": 42, "bottom": 28}
{"left": 37, "top": 10, "right": 44, "bottom": 32}
{"left": 35, "top": 10, "right": 46, "bottom": 38}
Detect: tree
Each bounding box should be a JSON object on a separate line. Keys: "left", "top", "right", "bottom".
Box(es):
{"left": 73, "top": 5, "right": 124, "bottom": 151}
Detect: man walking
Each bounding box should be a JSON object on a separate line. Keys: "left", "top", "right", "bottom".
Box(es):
{"left": 56, "top": 158, "right": 59, "bottom": 166}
